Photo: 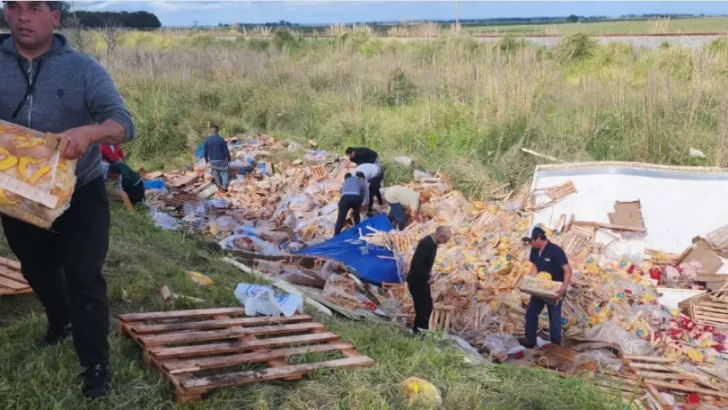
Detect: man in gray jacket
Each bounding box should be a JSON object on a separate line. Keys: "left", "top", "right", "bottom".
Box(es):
{"left": 0, "top": 1, "right": 135, "bottom": 399}
{"left": 334, "top": 172, "right": 368, "bottom": 235}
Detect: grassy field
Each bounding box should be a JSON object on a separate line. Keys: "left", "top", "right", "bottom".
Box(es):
{"left": 0, "top": 28, "right": 725, "bottom": 408}
{"left": 463, "top": 17, "right": 728, "bottom": 36}
{"left": 71, "top": 29, "right": 728, "bottom": 198}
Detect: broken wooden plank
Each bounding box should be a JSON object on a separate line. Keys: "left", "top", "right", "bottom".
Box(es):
{"left": 573, "top": 221, "right": 647, "bottom": 233}
{"left": 164, "top": 343, "right": 353, "bottom": 374}
{"left": 181, "top": 356, "right": 375, "bottom": 391}
{"left": 150, "top": 332, "right": 341, "bottom": 360}
{"left": 118, "top": 307, "right": 245, "bottom": 323}
{"left": 131, "top": 314, "right": 312, "bottom": 334}
{"left": 137, "top": 322, "right": 325, "bottom": 347}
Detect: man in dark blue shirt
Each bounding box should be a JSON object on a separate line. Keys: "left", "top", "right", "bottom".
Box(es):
{"left": 203, "top": 125, "right": 231, "bottom": 192}
{"left": 519, "top": 227, "right": 572, "bottom": 348}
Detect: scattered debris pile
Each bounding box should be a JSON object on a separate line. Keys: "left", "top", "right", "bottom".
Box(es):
{"left": 143, "top": 134, "right": 728, "bottom": 408}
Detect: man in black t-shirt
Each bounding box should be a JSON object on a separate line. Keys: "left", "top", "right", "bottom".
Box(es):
{"left": 407, "top": 226, "right": 451, "bottom": 334}
{"left": 519, "top": 227, "right": 572, "bottom": 348}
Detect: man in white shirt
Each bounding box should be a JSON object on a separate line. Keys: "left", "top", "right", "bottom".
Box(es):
{"left": 355, "top": 162, "right": 383, "bottom": 215}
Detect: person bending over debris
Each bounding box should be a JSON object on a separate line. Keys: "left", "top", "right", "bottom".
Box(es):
{"left": 384, "top": 186, "right": 429, "bottom": 230}
{"left": 334, "top": 172, "right": 369, "bottom": 235}
{"left": 519, "top": 227, "right": 572, "bottom": 348}
{"left": 107, "top": 162, "right": 145, "bottom": 205}
{"left": 408, "top": 226, "right": 452, "bottom": 334}
{"left": 355, "top": 162, "right": 383, "bottom": 215}
{"left": 0, "top": 1, "right": 135, "bottom": 399}
{"left": 203, "top": 124, "right": 231, "bottom": 192}
{"left": 345, "top": 146, "right": 380, "bottom": 166}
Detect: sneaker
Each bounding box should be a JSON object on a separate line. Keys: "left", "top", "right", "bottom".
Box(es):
{"left": 81, "top": 365, "right": 111, "bottom": 399}
{"left": 518, "top": 337, "right": 537, "bottom": 349}
{"left": 38, "top": 323, "right": 72, "bottom": 347}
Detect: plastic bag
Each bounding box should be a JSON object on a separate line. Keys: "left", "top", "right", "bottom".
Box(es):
{"left": 279, "top": 268, "right": 326, "bottom": 288}
{"left": 402, "top": 377, "right": 442, "bottom": 406}
{"left": 150, "top": 209, "right": 180, "bottom": 231}
{"left": 581, "top": 321, "right": 654, "bottom": 356}
{"left": 288, "top": 193, "right": 314, "bottom": 213}
{"left": 573, "top": 349, "right": 623, "bottom": 373}
{"left": 234, "top": 283, "right": 303, "bottom": 317}
{"left": 482, "top": 334, "right": 524, "bottom": 357}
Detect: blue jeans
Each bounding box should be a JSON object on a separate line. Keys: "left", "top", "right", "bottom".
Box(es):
{"left": 525, "top": 297, "right": 563, "bottom": 345}
{"left": 387, "top": 202, "right": 406, "bottom": 231}
{"left": 210, "top": 160, "right": 229, "bottom": 189}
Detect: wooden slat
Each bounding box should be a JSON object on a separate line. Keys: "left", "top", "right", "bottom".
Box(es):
{"left": 164, "top": 343, "right": 353, "bottom": 374}
{"left": 181, "top": 356, "right": 375, "bottom": 391}
{"left": 0, "top": 276, "right": 28, "bottom": 290}
{"left": 150, "top": 332, "right": 341, "bottom": 359}
{"left": 138, "top": 322, "right": 325, "bottom": 347}
{"left": 118, "top": 308, "right": 245, "bottom": 323}
{"left": 623, "top": 356, "right": 675, "bottom": 364}
{"left": 131, "top": 314, "right": 312, "bottom": 334}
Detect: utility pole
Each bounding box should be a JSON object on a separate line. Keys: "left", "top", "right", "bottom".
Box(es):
{"left": 193, "top": 20, "right": 199, "bottom": 29}
{"left": 455, "top": 0, "right": 460, "bottom": 32}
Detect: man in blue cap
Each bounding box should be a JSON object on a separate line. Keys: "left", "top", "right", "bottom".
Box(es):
{"left": 519, "top": 226, "right": 572, "bottom": 348}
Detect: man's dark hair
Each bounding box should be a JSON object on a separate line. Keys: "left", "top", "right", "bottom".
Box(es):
{"left": 4, "top": 2, "right": 66, "bottom": 11}
{"left": 344, "top": 172, "right": 352, "bottom": 179}
{"left": 210, "top": 125, "right": 219, "bottom": 133}
{"left": 345, "top": 147, "right": 354, "bottom": 155}
{"left": 356, "top": 171, "right": 365, "bottom": 179}
{"left": 108, "top": 162, "right": 122, "bottom": 175}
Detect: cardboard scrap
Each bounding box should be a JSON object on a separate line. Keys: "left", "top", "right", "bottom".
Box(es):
{"left": 683, "top": 237, "right": 722, "bottom": 274}
{"left": 608, "top": 200, "right": 646, "bottom": 235}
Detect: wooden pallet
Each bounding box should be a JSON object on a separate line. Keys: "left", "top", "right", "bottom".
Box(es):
{"left": 691, "top": 285, "right": 728, "bottom": 328}
{"left": 310, "top": 165, "right": 327, "bottom": 181}
{"left": 0, "top": 257, "right": 30, "bottom": 296}
{"left": 117, "top": 308, "right": 375, "bottom": 403}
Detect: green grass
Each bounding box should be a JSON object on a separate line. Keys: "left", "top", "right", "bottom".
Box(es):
{"left": 85, "top": 31, "right": 728, "bottom": 199}
{"left": 0, "top": 205, "right": 620, "bottom": 409}
{"left": 460, "top": 17, "right": 728, "bottom": 36}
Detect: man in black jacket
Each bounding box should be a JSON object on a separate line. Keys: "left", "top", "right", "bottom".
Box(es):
{"left": 345, "top": 146, "right": 379, "bottom": 165}
{"left": 407, "top": 226, "right": 451, "bottom": 334}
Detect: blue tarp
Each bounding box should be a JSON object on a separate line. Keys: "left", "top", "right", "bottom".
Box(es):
{"left": 143, "top": 179, "right": 165, "bottom": 190}
{"left": 195, "top": 143, "right": 205, "bottom": 159}
{"left": 294, "top": 214, "right": 403, "bottom": 285}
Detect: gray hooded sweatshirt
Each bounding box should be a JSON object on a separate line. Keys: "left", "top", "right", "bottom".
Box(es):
{"left": 0, "top": 33, "right": 135, "bottom": 187}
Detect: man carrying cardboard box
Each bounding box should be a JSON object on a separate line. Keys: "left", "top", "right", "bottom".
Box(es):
{"left": 519, "top": 227, "right": 572, "bottom": 348}
{"left": 0, "top": 1, "right": 135, "bottom": 399}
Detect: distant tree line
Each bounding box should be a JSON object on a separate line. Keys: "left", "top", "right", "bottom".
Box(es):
{"left": 215, "top": 13, "right": 723, "bottom": 29}
{"left": 0, "top": 9, "right": 161, "bottom": 29}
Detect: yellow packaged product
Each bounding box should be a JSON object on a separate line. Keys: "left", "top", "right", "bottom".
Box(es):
{"left": 0, "top": 120, "right": 76, "bottom": 228}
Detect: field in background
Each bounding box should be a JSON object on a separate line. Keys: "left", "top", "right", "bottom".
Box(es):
{"left": 464, "top": 17, "right": 728, "bottom": 36}
{"left": 66, "top": 28, "right": 728, "bottom": 198}
{"left": 163, "top": 17, "right": 728, "bottom": 38}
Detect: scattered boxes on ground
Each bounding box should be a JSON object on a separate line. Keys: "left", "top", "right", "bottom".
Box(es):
{"left": 138, "top": 134, "right": 728, "bottom": 407}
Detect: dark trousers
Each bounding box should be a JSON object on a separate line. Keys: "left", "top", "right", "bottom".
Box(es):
{"left": 525, "top": 297, "right": 563, "bottom": 345}
{"left": 334, "top": 194, "right": 362, "bottom": 235}
{"left": 368, "top": 172, "right": 383, "bottom": 210}
{"left": 125, "top": 181, "right": 146, "bottom": 205}
{"left": 408, "top": 278, "right": 432, "bottom": 332}
{"left": 1, "top": 177, "right": 111, "bottom": 366}
{"left": 387, "top": 202, "right": 406, "bottom": 231}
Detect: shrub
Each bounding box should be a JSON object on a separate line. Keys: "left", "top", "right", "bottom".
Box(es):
{"left": 556, "top": 33, "right": 597, "bottom": 61}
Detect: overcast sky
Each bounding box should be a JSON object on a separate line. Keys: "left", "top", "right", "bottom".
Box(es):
{"left": 74, "top": 1, "right": 728, "bottom": 27}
